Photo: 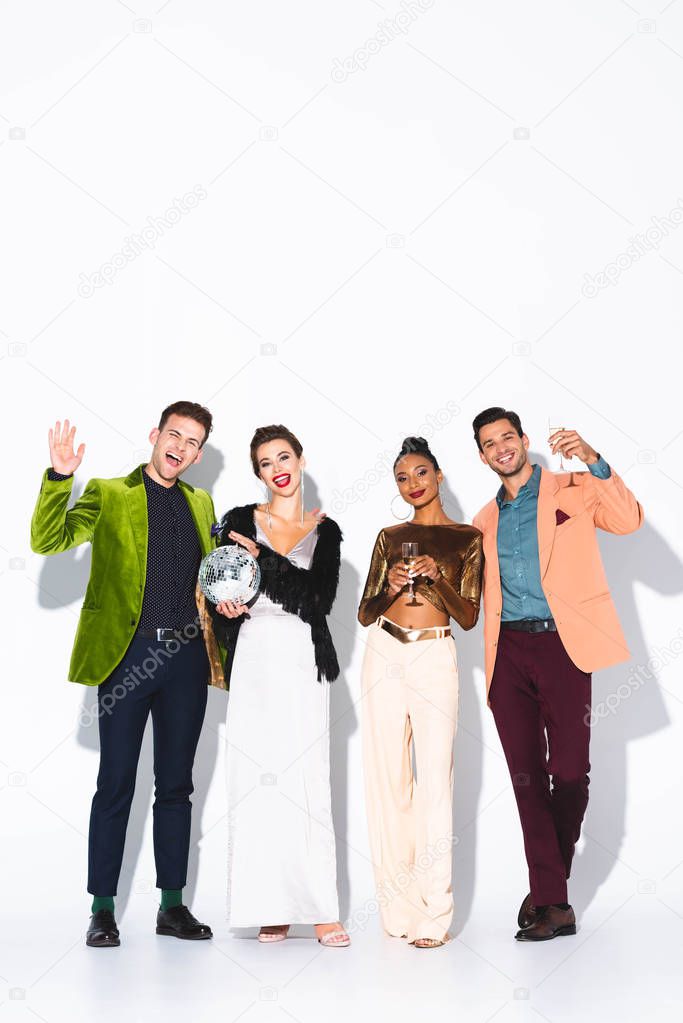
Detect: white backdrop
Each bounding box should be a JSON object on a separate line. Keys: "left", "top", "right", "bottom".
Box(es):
{"left": 3, "top": 2, "right": 683, "bottom": 1021}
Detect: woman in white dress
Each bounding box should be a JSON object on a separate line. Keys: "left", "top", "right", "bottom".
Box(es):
{"left": 210, "top": 425, "right": 349, "bottom": 947}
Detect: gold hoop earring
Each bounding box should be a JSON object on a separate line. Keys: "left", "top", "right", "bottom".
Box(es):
{"left": 390, "top": 493, "right": 412, "bottom": 521}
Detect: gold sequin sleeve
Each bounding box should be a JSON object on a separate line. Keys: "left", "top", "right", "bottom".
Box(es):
{"left": 357, "top": 529, "right": 394, "bottom": 626}
{"left": 429, "top": 531, "right": 483, "bottom": 631}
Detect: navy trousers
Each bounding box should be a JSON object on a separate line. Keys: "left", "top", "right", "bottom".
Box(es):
{"left": 87, "top": 632, "right": 209, "bottom": 895}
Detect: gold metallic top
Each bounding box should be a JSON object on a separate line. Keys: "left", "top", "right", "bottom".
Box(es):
{"left": 357, "top": 523, "right": 483, "bottom": 630}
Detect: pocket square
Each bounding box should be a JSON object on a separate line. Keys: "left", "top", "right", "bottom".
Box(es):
{"left": 555, "top": 509, "right": 570, "bottom": 525}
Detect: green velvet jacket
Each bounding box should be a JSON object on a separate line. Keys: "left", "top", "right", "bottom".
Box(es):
{"left": 30, "top": 463, "right": 226, "bottom": 687}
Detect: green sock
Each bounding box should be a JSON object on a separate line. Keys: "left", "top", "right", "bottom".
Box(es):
{"left": 91, "top": 895, "right": 114, "bottom": 914}
{"left": 160, "top": 888, "right": 183, "bottom": 911}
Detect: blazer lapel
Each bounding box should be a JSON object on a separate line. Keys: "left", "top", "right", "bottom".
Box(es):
{"left": 480, "top": 500, "right": 502, "bottom": 597}
{"left": 124, "top": 465, "right": 148, "bottom": 579}
{"left": 537, "top": 467, "right": 560, "bottom": 579}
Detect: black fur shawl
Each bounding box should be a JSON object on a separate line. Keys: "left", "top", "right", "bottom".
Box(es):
{"left": 208, "top": 503, "right": 342, "bottom": 690}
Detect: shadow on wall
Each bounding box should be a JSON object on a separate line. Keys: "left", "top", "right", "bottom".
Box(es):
{"left": 519, "top": 454, "right": 675, "bottom": 911}
{"left": 440, "top": 478, "right": 485, "bottom": 935}
{"left": 328, "top": 541, "right": 361, "bottom": 925}
{"left": 573, "top": 514, "right": 676, "bottom": 913}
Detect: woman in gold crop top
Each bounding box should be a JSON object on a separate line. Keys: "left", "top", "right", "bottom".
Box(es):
{"left": 357, "top": 436, "right": 483, "bottom": 948}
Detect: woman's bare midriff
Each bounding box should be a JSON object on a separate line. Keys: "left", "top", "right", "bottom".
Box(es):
{"left": 382, "top": 590, "right": 450, "bottom": 630}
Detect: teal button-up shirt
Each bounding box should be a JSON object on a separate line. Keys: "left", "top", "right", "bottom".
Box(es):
{"left": 496, "top": 458, "right": 611, "bottom": 621}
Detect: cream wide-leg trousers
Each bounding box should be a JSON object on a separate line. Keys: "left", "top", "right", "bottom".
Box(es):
{"left": 360, "top": 616, "right": 459, "bottom": 943}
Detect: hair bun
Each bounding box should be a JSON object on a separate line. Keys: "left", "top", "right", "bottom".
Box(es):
{"left": 400, "top": 435, "right": 429, "bottom": 453}
{"left": 394, "top": 435, "right": 440, "bottom": 473}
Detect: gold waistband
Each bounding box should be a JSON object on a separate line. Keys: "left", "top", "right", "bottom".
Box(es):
{"left": 377, "top": 615, "right": 451, "bottom": 644}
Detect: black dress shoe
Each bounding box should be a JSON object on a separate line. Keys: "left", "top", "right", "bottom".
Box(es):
{"left": 156, "top": 905, "right": 213, "bottom": 940}
{"left": 515, "top": 904, "right": 576, "bottom": 941}
{"left": 86, "top": 909, "right": 120, "bottom": 947}
{"left": 517, "top": 893, "right": 538, "bottom": 930}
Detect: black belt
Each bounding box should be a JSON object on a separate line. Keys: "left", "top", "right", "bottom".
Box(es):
{"left": 500, "top": 619, "right": 557, "bottom": 633}
{"left": 136, "top": 627, "right": 198, "bottom": 642}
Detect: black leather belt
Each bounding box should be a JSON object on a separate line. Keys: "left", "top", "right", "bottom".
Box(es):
{"left": 500, "top": 619, "right": 557, "bottom": 633}
{"left": 136, "top": 627, "right": 196, "bottom": 642}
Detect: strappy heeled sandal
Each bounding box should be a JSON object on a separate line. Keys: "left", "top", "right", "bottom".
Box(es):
{"left": 317, "top": 929, "right": 350, "bottom": 947}
{"left": 414, "top": 937, "right": 445, "bottom": 948}
{"left": 258, "top": 925, "right": 290, "bottom": 942}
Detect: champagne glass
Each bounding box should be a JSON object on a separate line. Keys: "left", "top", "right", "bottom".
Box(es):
{"left": 402, "top": 542, "right": 422, "bottom": 607}
{"left": 548, "top": 418, "right": 567, "bottom": 472}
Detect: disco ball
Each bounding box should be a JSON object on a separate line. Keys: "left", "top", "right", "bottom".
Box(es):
{"left": 199, "top": 545, "right": 261, "bottom": 605}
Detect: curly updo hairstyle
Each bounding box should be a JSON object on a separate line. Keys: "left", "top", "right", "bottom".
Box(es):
{"left": 250, "top": 424, "right": 303, "bottom": 477}
{"left": 393, "top": 435, "right": 440, "bottom": 473}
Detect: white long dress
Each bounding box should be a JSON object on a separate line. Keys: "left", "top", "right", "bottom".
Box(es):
{"left": 224, "top": 521, "right": 340, "bottom": 926}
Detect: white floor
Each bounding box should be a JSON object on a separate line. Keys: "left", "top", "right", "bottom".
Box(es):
{"left": 3, "top": 888, "right": 681, "bottom": 1023}
{"left": 5, "top": 678, "right": 682, "bottom": 1023}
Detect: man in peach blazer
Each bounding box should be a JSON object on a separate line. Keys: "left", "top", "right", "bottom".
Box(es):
{"left": 472, "top": 407, "right": 643, "bottom": 942}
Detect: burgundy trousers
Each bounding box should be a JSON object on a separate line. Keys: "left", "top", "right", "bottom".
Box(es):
{"left": 489, "top": 628, "right": 591, "bottom": 906}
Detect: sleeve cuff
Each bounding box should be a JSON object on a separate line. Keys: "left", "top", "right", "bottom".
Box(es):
{"left": 47, "top": 468, "right": 73, "bottom": 481}
{"left": 588, "top": 454, "right": 611, "bottom": 480}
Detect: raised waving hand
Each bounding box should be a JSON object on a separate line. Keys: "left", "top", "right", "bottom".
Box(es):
{"left": 48, "top": 419, "right": 85, "bottom": 475}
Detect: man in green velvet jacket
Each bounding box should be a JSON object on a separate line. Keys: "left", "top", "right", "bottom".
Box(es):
{"left": 30, "top": 401, "right": 225, "bottom": 948}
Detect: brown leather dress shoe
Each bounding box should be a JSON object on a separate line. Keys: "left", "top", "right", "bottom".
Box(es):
{"left": 515, "top": 904, "right": 576, "bottom": 941}
{"left": 517, "top": 893, "right": 538, "bottom": 929}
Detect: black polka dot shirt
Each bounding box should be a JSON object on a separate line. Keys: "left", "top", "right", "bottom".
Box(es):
{"left": 138, "top": 469, "right": 201, "bottom": 629}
